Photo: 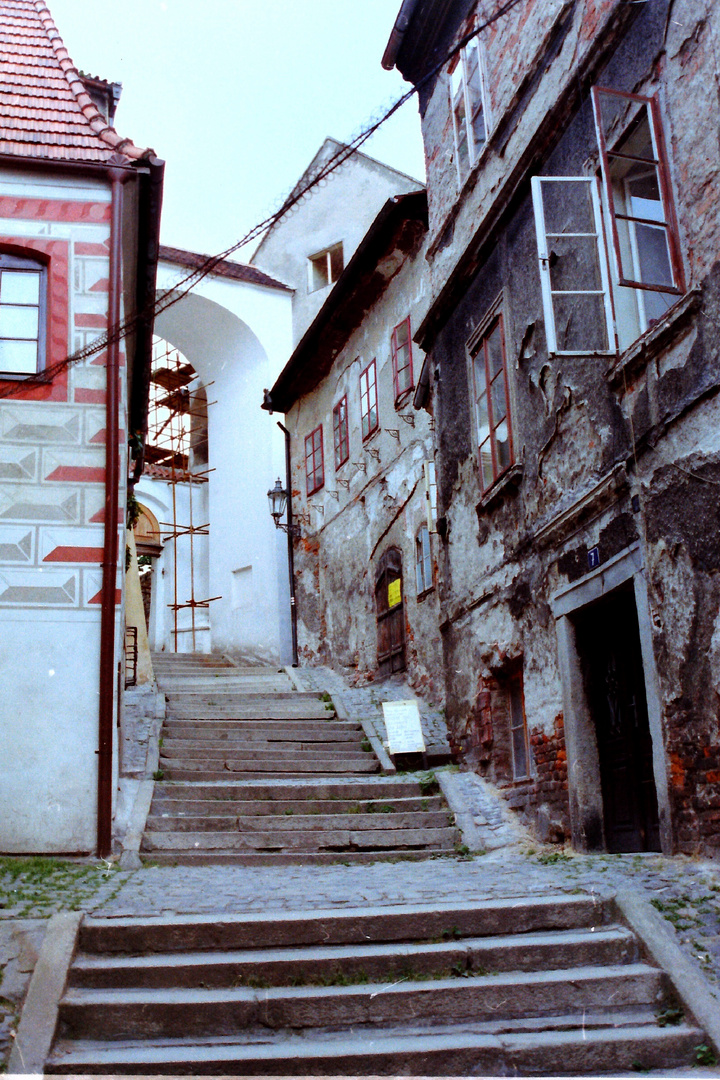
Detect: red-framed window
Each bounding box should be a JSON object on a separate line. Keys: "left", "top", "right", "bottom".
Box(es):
{"left": 471, "top": 312, "right": 513, "bottom": 492}
{"left": 592, "top": 86, "right": 684, "bottom": 328}
{"left": 332, "top": 395, "right": 349, "bottom": 469}
{"left": 304, "top": 425, "right": 324, "bottom": 495}
{"left": 359, "top": 359, "right": 378, "bottom": 440}
{"left": 391, "top": 317, "right": 413, "bottom": 402}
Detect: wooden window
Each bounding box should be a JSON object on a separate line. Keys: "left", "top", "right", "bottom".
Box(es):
{"left": 308, "top": 242, "right": 344, "bottom": 292}
{"left": 332, "top": 396, "right": 349, "bottom": 469}
{"left": 304, "top": 425, "right": 324, "bottom": 495}
{"left": 470, "top": 313, "right": 513, "bottom": 492}
{"left": 592, "top": 87, "right": 684, "bottom": 337}
{"left": 449, "top": 37, "right": 491, "bottom": 185}
{"left": 508, "top": 670, "right": 529, "bottom": 780}
{"left": 532, "top": 176, "right": 615, "bottom": 355}
{"left": 359, "top": 359, "right": 378, "bottom": 440}
{"left": 415, "top": 524, "right": 432, "bottom": 595}
{"left": 391, "top": 316, "right": 413, "bottom": 402}
{"left": 0, "top": 252, "right": 45, "bottom": 376}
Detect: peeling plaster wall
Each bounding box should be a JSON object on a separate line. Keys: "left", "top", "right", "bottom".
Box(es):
{"left": 285, "top": 232, "right": 444, "bottom": 703}
{"left": 416, "top": 0, "right": 720, "bottom": 851}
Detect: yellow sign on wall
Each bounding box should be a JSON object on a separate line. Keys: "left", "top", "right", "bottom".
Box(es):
{"left": 388, "top": 578, "right": 402, "bottom": 608}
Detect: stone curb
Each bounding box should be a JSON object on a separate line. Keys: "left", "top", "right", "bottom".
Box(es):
{"left": 333, "top": 692, "right": 395, "bottom": 773}
{"left": 613, "top": 887, "right": 720, "bottom": 1056}
{"left": 284, "top": 665, "right": 306, "bottom": 690}
{"left": 7, "top": 910, "right": 81, "bottom": 1075}
{"left": 119, "top": 778, "right": 155, "bottom": 870}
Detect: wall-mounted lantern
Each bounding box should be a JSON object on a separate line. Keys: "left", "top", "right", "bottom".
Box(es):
{"left": 267, "top": 478, "right": 300, "bottom": 536}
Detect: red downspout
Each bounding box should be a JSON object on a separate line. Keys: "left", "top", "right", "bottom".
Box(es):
{"left": 97, "top": 167, "right": 127, "bottom": 857}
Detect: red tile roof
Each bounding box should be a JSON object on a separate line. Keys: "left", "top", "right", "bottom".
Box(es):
{"left": 159, "top": 245, "right": 293, "bottom": 292}
{"left": 0, "top": 0, "right": 155, "bottom": 163}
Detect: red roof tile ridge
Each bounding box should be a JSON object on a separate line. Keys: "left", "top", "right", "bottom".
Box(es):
{"left": 31, "top": 0, "right": 157, "bottom": 162}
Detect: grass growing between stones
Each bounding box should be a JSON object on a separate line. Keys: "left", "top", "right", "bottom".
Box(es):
{"left": 0, "top": 856, "right": 123, "bottom": 917}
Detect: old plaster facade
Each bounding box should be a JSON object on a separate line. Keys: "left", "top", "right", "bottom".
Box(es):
{"left": 267, "top": 191, "right": 445, "bottom": 702}
{"left": 386, "top": 0, "right": 720, "bottom": 854}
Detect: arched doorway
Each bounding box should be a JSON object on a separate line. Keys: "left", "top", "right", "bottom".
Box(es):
{"left": 133, "top": 503, "right": 162, "bottom": 632}
{"left": 375, "top": 547, "right": 406, "bottom": 676}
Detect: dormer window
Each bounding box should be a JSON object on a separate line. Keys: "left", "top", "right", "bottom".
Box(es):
{"left": 308, "top": 242, "right": 343, "bottom": 292}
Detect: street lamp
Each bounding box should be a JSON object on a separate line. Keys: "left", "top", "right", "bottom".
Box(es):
{"left": 267, "top": 478, "right": 300, "bottom": 535}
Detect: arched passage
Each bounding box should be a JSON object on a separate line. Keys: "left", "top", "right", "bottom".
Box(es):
{"left": 133, "top": 259, "right": 294, "bottom": 662}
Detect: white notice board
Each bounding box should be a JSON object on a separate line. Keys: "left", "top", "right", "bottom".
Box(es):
{"left": 382, "top": 699, "right": 426, "bottom": 755}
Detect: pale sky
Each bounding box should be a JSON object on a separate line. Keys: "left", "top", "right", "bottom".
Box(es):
{"left": 47, "top": 0, "right": 426, "bottom": 260}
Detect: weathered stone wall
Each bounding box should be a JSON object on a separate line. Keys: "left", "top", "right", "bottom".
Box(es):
{"left": 286, "top": 225, "right": 445, "bottom": 702}
{"left": 414, "top": 0, "right": 720, "bottom": 852}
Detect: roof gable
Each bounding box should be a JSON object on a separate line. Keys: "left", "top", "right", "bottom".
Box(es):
{"left": 0, "top": 0, "right": 154, "bottom": 163}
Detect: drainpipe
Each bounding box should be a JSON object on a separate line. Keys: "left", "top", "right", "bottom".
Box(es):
{"left": 97, "top": 167, "right": 128, "bottom": 858}
{"left": 277, "top": 421, "right": 298, "bottom": 667}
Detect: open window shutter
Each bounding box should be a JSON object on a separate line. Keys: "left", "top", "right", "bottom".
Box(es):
{"left": 591, "top": 86, "right": 685, "bottom": 295}
{"left": 531, "top": 175, "right": 616, "bottom": 355}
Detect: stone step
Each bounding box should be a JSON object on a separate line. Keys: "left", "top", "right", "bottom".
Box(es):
{"left": 70, "top": 925, "right": 638, "bottom": 989}
{"left": 138, "top": 848, "right": 460, "bottom": 866}
{"left": 166, "top": 704, "right": 335, "bottom": 720}
{"left": 162, "top": 731, "right": 363, "bottom": 748}
{"left": 57, "top": 964, "right": 666, "bottom": 1040}
{"left": 141, "top": 825, "right": 460, "bottom": 852}
{"left": 159, "top": 742, "right": 367, "bottom": 760}
{"left": 78, "top": 897, "right": 607, "bottom": 953}
{"left": 162, "top": 720, "right": 361, "bottom": 738}
{"left": 148, "top": 780, "right": 435, "bottom": 801}
{"left": 144, "top": 810, "right": 455, "bottom": 832}
{"left": 159, "top": 760, "right": 381, "bottom": 780}
{"left": 45, "top": 1022, "right": 704, "bottom": 1075}
{"left": 147, "top": 795, "right": 445, "bottom": 816}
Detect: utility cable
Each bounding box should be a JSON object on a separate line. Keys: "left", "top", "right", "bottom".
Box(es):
{"left": 0, "top": 0, "right": 526, "bottom": 400}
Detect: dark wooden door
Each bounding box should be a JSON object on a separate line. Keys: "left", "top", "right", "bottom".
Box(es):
{"left": 574, "top": 584, "right": 660, "bottom": 853}
{"left": 375, "top": 548, "right": 406, "bottom": 676}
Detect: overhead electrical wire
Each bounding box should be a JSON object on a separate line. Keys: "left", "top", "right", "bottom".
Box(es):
{"left": 0, "top": 0, "right": 527, "bottom": 401}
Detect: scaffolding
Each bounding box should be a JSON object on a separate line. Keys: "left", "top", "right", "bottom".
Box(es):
{"left": 145, "top": 338, "right": 219, "bottom": 652}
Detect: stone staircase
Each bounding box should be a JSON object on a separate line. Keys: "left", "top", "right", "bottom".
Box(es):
{"left": 45, "top": 893, "right": 704, "bottom": 1074}
{"left": 143, "top": 653, "right": 461, "bottom": 863}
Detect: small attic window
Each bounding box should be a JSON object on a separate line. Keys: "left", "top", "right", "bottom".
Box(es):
{"left": 308, "top": 243, "right": 343, "bottom": 292}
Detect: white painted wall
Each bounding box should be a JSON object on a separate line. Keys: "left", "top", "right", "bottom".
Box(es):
{"left": 152, "top": 263, "right": 294, "bottom": 663}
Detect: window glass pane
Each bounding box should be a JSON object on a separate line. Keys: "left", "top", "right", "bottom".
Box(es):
{"left": 310, "top": 254, "right": 329, "bottom": 291}
{"left": 548, "top": 235, "right": 605, "bottom": 293}
{"left": 633, "top": 223, "right": 674, "bottom": 290}
{"left": 0, "top": 338, "right": 37, "bottom": 373}
{"left": 486, "top": 323, "right": 504, "bottom": 378}
{"left": 541, "top": 179, "right": 595, "bottom": 236}
{"left": 552, "top": 293, "right": 610, "bottom": 352}
{"left": 329, "top": 244, "right": 344, "bottom": 282}
{"left": 0, "top": 304, "right": 39, "bottom": 339}
{"left": 512, "top": 724, "right": 528, "bottom": 778}
{"left": 1, "top": 270, "right": 40, "bottom": 305}
{"left": 395, "top": 320, "right": 409, "bottom": 349}
{"left": 465, "top": 44, "right": 486, "bottom": 150}
{"left": 480, "top": 441, "right": 494, "bottom": 488}
{"left": 495, "top": 421, "right": 511, "bottom": 470}
{"left": 490, "top": 378, "right": 507, "bottom": 426}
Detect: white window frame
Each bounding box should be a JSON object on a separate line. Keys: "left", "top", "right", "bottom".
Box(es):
{"left": 423, "top": 460, "right": 437, "bottom": 535}
{"left": 531, "top": 175, "right": 616, "bottom": 356}
{"left": 307, "top": 242, "right": 343, "bottom": 293}
{"left": 415, "top": 524, "right": 432, "bottom": 595}
{"left": 449, "top": 35, "right": 492, "bottom": 186}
